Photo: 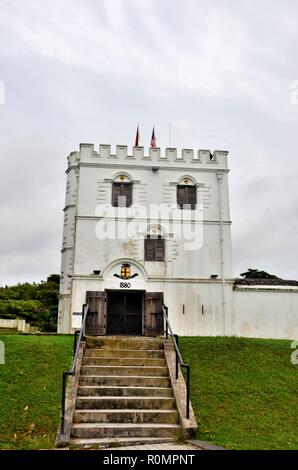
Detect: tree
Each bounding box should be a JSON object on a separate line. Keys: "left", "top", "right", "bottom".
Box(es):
{"left": 240, "top": 269, "right": 279, "bottom": 279}
{"left": 0, "top": 275, "right": 60, "bottom": 332}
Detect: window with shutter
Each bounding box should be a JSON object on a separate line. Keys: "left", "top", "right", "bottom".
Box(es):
{"left": 145, "top": 236, "right": 165, "bottom": 261}
{"left": 177, "top": 185, "right": 196, "bottom": 209}
{"left": 112, "top": 182, "right": 132, "bottom": 207}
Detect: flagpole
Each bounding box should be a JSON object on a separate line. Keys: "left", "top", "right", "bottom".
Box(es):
{"left": 169, "top": 123, "right": 172, "bottom": 147}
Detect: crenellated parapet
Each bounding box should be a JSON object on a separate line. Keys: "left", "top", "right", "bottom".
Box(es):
{"left": 67, "top": 150, "right": 80, "bottom": 167}
{"left": 67, "top": 143, "right": 229, "bottom": 170}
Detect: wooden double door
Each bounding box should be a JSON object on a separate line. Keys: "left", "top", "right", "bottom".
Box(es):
{"left": 85, "top": 290, "right": 164, "bottom": 337}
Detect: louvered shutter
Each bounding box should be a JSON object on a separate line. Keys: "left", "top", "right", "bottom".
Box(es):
{"left": 177, "top": 185, "right": 187, "bottom": 208}
{"left": 155, "top": 238, "right": 165, "bottom": 261}
{"left": 145, "top": 237, "right": 165, "bottom": 261}
{"left": 122, "top": 183, "right": 132, "bottom": 207}
{"left": 187, "top": 186, "right": 197, "bottom": 209}
{"left": 144, "top": 292, "right": 164, "bottom": 336}
{"left": 112, "top": 183, "right": 121, "bottom": 207}
{"left": 112, "top": 182, "right": 132, "bottom": 207}
{"left": 145, "top": 237, "right": 155, "bottom": 261}
{"left": 177, "top": 185, "right": 196, "bottom": 209}
{"left": 85, "top": 291, "right": 107, "bottom": 336}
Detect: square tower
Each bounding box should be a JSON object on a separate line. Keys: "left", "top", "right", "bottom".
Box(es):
{"left": 58, "top": 144, "right": 234, "bottom": 336}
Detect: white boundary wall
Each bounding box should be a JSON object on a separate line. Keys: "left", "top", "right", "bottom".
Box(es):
{"left": 234, "top": 287, "right": 298, "bottom": 339}
{"left": 0, "top": 319, "right": 38, "bottom": 333}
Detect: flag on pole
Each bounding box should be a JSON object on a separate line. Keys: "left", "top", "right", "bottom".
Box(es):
{"left": 135, "top": 125, "right": 140, "bottom": 147}
{"left": 150, "top": 126, "right": 156, "bottom": 148}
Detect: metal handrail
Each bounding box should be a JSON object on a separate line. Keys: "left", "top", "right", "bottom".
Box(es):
{"left": 60, "top": 303, "right": 89, "bottom": 435}
{"left": 162, "top": 305, "right": 190, "bottom": 419}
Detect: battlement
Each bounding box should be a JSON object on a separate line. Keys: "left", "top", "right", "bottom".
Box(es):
{"left": 67, "top": 143, "right": 229, "bottom": 169}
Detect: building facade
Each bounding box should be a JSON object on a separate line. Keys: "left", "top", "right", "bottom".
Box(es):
{"left": 58, "top": 143, "right": 298, "bottom": 339}
{"left": 58, "top": 143, "right": 235, "bottom": 336}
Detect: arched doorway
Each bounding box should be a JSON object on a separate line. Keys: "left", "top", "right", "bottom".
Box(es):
{"left": 85, "top": 260, "right": 164, "bottom": 337}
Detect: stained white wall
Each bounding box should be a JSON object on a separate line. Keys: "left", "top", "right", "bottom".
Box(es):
{"left": 70, "top": 275, "right": 234, "bottom": 336}
{"left": 68, "top": 275, "right": 298, "bottom": 339}
{"left": 234, "top": 288, "right": 298, "bottom": 339}
{"left": 72, "top": 219, "right": 231, "bottom": 279}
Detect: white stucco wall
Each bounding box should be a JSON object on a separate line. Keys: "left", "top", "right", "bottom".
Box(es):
{"left": 234, "top": 287, "right": 298, "bottom": 339}
{"left": 72, "top": 218, "right": 231, "bottom": 280}
{"left": 70, "top": 274, "right": 235, "bottom": 337}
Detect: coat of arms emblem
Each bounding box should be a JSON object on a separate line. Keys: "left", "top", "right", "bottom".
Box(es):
{"left": 113, "top": 263, "right": 138, "bottom": 280}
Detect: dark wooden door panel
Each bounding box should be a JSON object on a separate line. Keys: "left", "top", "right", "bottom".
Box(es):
{"left": 107, "top": 291, "right": 143, "bottom": 335}
{"left": 124, "top": 292, "right": 142, "bottom": 335}
{"left": 85, "top": 291, "right": 107, "bottom": 336}
{"left": 144, "top": 292, "right": 164, "bottom": 337}
{"left": 107, "top": 291, "right": 125, "bottom": 334}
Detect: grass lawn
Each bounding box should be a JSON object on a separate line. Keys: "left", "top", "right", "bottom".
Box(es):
{"left": 0, "top": 334, "right": 73, "bottom": 450}
{"left": 180, "top": 337, "right": 298, "bottom": 450}
{"left": 0, "top": 335, "right": 297, "bottom": 450}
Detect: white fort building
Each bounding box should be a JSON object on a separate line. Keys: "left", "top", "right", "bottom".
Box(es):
{"left": 58, "top": 143, "right": 298, "bottom": 339}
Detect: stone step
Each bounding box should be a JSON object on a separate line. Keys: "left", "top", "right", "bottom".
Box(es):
{"left": 79, "top": 375, "right": 171, "bottom": 388}
{"left": 81, "top": 365, "right": 169, "bottom": 377}
{"left": 82, "top": 357, "right": 166, "bottom": 367}
{"left": 77, "top": 385, "right": 173, "bottom": 397}
{"left": 73, "top": 409, "right": 179, "bottom": 424}
{"left": 64, "top": 334, "right": 187, "bottom": 447}
{"left": 69, "top": 437, "right": 175, "bottom": 449}
{"left": 84, "top": 348, "right": 165, "bottom": 359}
{"left": 86, "top": 336, "right": 163, "bottom": 351}
{"left": 71, "top": 423, "right": 181, "bottom": 439}
{"left": 76, "top": 396, "right": 176, "bottom": 410}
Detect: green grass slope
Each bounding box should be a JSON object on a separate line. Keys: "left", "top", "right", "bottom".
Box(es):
{"left": 0, "top": 335, "right": 72, "bottom": 450}
{"left": 0, "top": 335, "right": 297, "bottom": 449}
{"left": 180, "top": 337, "right": 298, "bottom": 450}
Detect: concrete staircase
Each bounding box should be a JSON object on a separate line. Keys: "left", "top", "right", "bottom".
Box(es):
{"left": 69, "top": 336, "right": 182, "bottom": 447}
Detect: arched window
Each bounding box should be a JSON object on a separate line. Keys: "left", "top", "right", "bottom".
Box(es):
{"left": 112, "top": 175, "right": 132, "bottom": 207}
{"left": 177, "top": 178, "right": 196, "bottom": 209}
{"left": 145, "top": 235, "right": 165, "bottom": 261}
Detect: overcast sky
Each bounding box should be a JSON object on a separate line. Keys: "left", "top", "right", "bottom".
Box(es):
{"left": 0, "top": 0, "right": 298, "bottom": 285}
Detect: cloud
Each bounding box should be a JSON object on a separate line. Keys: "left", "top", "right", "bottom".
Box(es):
{"left": 0, "top": 0, "right": 298, "bottom": 284}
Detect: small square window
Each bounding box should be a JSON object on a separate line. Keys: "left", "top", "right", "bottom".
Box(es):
{"left": 145, "top": 236, "right": 165, "bottom": 261}
{"left": 177, "top": 185, "right": 196, "bottom": 209}
{"left": 112, "top": 182, "right": 132, "bottom": 207}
